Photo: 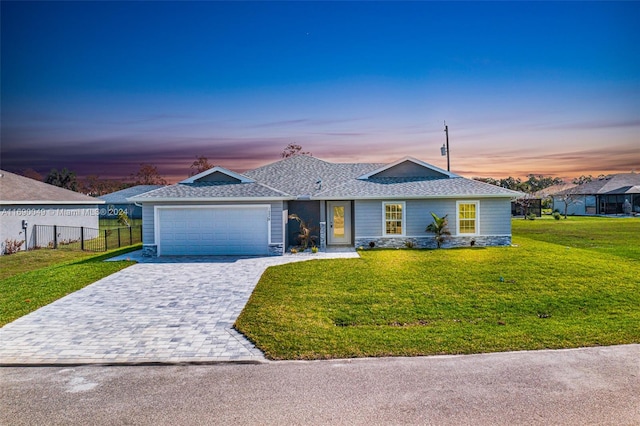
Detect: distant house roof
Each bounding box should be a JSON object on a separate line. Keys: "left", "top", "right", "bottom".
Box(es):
{"left": 130, "top": 155, "right": 523, "bottom": 203}
{"left": 0, "top": 170, "right": 103, "bottom": 205}
{"left": 623, "top": 185, "right": 640, "bottom": 194}
{"left": 533, "top": 183, "right": 576, "bottom": 198}
{"left": 554, "top": 173, "right": 640, "bottom": 196}
{"left": 99, "top": 185, "right": 165, "bottom": 204}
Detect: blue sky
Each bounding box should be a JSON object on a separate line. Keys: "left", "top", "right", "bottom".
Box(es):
{"left": 2, "top": 1, "right": 639, "bottom": 182}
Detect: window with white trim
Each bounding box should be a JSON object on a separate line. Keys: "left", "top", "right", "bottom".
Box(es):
{"left": 457, "top": 201, "right": 479, "bottom": 235}
{"left": 383, "top": 202, "right": 405, "bottom": 236}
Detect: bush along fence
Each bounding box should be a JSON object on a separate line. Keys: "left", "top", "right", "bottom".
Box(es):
{"left": 32, "top": 225, "right": 142, "bottom": 252}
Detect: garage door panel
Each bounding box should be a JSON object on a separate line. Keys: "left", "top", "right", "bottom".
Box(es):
{"left": 158, "top": 206, "right": 269, "bottom": 256}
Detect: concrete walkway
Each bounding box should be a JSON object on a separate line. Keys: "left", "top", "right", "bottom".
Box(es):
{"left": 0, "top": 250, "right": 359, "bottom": 365}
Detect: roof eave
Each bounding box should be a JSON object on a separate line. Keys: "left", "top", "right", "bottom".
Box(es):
{"left": 129, "top": 196, "right": 293, "bottom": 203}
{"left": 312, "top": 194, "right": 522, "bottom": 201}
{"left": 0, "top": 200, "right": 105, "bottom": 205}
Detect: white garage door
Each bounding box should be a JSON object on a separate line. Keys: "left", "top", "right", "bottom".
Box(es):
{"left": 157, "top": 206, "right": 269, "bottom": 256}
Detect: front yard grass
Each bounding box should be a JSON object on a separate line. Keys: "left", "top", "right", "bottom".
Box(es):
{"left": 236, "top": 217, "right": 640, "bottom": 360}
{"left": 0, "top": 249, "right": 99, "bottom": 280}
{"left": 512, "top": 215, "right": 640, "bottom": 260}
{"left": 0, "top": 245, "right": 139, "bottom": 326}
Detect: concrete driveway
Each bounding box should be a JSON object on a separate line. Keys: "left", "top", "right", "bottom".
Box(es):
{"left": 0, "top": 251, "right": 358, "bottom": 365}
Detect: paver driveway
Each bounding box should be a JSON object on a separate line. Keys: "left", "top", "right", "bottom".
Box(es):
{"left": 0, "top": 251, "right": 358, "bottom": 365}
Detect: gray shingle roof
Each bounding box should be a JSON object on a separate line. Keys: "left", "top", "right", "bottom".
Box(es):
{"left": 130, "top": 155, "right": 523, "bottom": 202}
{"left": 98, "top": 185, "right": 164, "bottom": 203}
{"left": 315, "top": 177, "right": 522, "bottom": 199}
{"left": 0, "top": 170, "right": 103, "bottom": 205}
{"left": 243, "top": 155, "right": 384, "bottom": 197}
{"left": 129, "top": 182, "right": 289, "bottom": 201}
{"left": 554, "top": 173, "right": 640, "bottom": 195}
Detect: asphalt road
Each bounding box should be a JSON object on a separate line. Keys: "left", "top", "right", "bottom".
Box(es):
{"left": 1, "top": 345, "right": 638, "bottom": 425}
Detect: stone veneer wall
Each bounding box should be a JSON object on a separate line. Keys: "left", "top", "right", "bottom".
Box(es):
{"left": 142, "top": 244, "right": 158, "bottom": 257}
{"left": 268, "top": 243, "right": 284, "bottom": 256}
{"left": 319, "top": 222, "right": 327, "bottom": 249}
{"left": 355, "top": 235, "right": 511, "bottom": 250}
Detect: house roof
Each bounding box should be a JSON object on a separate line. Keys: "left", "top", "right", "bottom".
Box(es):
{"left": 623, "top": 185, "right": 640, "bottom": 194}
{"left": 98, "top": 185, "right": 165, "bottom": 203}
{"left": 314, "top": 176, "right": 523, "bottom": 200}
{"left": 0, "top": 170, "right": 103, "bottom": 205}
{"left": 129, "top": 182, "right": 290, "bottom": 202}
{"left": 130, "top": 155, "right": 523, "bottom": 203}
{"left": 243, "top": 155, "right": 385, "bottom": 198}
{"left": 532, "top": 183, "right": 576, "bottom": 198}
{"left": 554, "top": 173, "right": 640, "bottom": 196}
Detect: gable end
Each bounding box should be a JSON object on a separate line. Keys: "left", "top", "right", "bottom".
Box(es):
{"left": 370, "top": 160, "right": 449, "bottom": 178}
{"left": 180, "top": 166, "right": 255, "bottom": 184}
{"left": 358, "top": 157, "right": 457, "bottom": 180}
{"left": 194, "top": 171, "right": 242, "bottom": 183}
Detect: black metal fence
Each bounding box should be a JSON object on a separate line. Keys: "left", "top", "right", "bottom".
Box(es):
{"left": 511, "top": 199, "right": 542, "bottom": 217}
{"left": 32, "top": 225, "right": 142, "bottom": 252}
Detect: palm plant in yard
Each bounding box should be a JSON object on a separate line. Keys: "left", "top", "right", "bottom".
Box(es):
{"left": 425, "top": 212, "right": 450, "bottom": 248}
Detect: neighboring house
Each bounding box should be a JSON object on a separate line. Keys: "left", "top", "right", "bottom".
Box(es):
{"left": 129, "top": 156, "right": 522, "bottom": 257}
{"left": 511, "top": 198, "right": 542, "bottom": 217}
{"left": 0, "top": 170, "right": 104, "bottom": 254}
{"left": 512, "top": 183, "right": 580, "bottom": 217}
{"left": 551, "top": 173, "right": 640, "bottom": 216}
{"left": 98, "top": 185, "right": 164, "bottom": 219}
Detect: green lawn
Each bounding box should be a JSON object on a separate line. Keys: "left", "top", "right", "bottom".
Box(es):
{"left": 512, "top": 215, "right": 640, "bottom": 260}
{"left": 236, "top": 217, "right": 640, "bottom": 360}
{"left": 0, "top": 249, "right": 98, "bottom": 280}
{"left": 0, "top": 245, "right": 140, "bottom": 326}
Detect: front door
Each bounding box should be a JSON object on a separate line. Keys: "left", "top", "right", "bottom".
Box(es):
{"left": 327, "top": 201, "right": 352, "bottom": 245}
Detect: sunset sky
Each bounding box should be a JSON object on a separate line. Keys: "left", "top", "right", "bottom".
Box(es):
{"left": 2, "top": 1, "right": 639, "bottom": 183}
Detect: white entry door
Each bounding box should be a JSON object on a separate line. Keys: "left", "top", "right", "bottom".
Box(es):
{"left": 327, "top": 201, "right": 352, "bottom": 245}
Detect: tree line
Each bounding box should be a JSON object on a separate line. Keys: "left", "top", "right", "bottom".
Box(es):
{"left": 473, "top": 175, "right": 564, "bottom": 194}
{"left": 474, "top": 173, "right": 613, "bottom": 195}
{"left": 17, "top": 144, "right": 312, "bottom": 196}
{"left": 20, "top": 143, "right": 602, "bottom": 198}
{"left": 22, "top": 158, "right": 212, "bottom": 196}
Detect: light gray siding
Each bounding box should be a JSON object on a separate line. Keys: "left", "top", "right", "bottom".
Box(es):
{"left": 478, "top": 198, "right": 512, "bottom": 235}
{"left": 355, "top": 198, "right": 511, "bottom": 238}
{"left": 270, "top": 201, "right": 284, "bottom": 244}
{"left": 406, "top": 200, "right": 455, "bottom": 235}
{"left": 552, "top": 195, "right": 587, "bottom": 216}
{"left": 355, "top": 199, "right": 454, "bottom": 237}
{"left": 142, "top": 204, "right": 155, "bottom": 244}
{"left": 141, "top": 200, "right": 284, "bottom": 246}
{"left": 354, "top": 200, "right": 383, "bottom": 237}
